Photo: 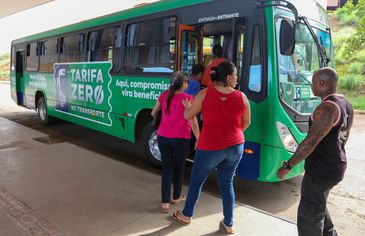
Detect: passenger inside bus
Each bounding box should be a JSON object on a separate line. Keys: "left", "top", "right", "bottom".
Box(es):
{"left": 178, "top": 19, "right": 245, "bottom": 91}
{"left": 201, "top": 44, "right": 226, "bottom": 87}
{"left": 199, "top": 20, "right": 242, "bottom": 87}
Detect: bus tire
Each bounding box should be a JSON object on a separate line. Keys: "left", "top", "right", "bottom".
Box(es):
{"left": 141, "top": 121, "right": 162, "bottom": 167}
{"left": 37, "top": 96, "right": 54, "bottom": 126}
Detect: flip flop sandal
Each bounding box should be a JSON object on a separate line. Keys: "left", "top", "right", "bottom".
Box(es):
{"left": 172, "top": 210, "right": 191, "bottom": 225}
{"left": 220, "top": 220, "right": 234, "bottom": 234}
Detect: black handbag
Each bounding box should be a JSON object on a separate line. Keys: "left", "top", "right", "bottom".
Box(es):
{"left": 153, "top": 110, "right": 162, "bottom": 129}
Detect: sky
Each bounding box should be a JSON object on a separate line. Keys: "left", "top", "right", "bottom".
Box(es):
{"left": 0, "top": 0, "right": 158, "bottom": 55}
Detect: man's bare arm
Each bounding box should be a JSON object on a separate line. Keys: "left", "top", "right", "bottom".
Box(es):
{"left": 288, "top": 102, "right": 338, "bottom": 167}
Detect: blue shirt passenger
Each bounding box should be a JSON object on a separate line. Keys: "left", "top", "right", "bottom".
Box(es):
{"left": 184, "top": 64, "right": 205, "bottom": 97}
{"left": 185, "top": 78, "right": 200, "bottom": 96}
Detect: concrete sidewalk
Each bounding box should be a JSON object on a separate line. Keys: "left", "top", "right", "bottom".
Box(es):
{"left": 0, "top": 117, "right": 297, "bottom": 236}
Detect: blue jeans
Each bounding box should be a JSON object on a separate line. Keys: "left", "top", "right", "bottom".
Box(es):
{"left": 182, "top": 144, "right": 244, "bottom": 227}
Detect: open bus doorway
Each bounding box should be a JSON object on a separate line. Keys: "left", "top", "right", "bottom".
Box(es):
{"left": 178, "top": 18, "right": 245, "bottom": 87}
{"left": 15, "top": 51, "right": 25, "bottom": 106}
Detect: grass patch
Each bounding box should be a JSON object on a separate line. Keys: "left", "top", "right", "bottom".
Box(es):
{"left": 347, "top": 95, "right": 365, "bottom": 110}
{"left": 347, "top": 62, "right": 365, "bottom": 74}
{"left": 0, "top": 53, "right": 10, "bottom": 81}
{"left": 355, "top": 50, "right": 365, "bottom": 63}
{"left": 338, "top": 88, "right": 365, "bottom": 110}
{"left": 338, "top": 74, "right": 365, "bottom": 90}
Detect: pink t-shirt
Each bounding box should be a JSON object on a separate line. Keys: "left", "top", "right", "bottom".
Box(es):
{"left": 157, "top": 90, "right": 193, "bottom": 139}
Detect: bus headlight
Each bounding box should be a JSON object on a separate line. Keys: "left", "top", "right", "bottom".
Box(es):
{"left": 276, "top": 122, "right": 298, "bottom": 153}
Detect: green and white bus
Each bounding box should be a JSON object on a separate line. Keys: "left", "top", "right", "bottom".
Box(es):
{"left": 10, "top": 0, "right": 333, "bottom": 182}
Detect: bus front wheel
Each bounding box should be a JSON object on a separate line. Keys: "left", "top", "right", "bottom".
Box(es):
{"left": 37, "top": 97, "right": 54, "bottom": 126}
{"left": 142, "top": 121, "right": 162, "bottom": 166}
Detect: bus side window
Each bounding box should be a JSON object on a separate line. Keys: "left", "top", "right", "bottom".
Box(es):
{"left": 59, "top": 33, "right": 84, "bottom": 62}
{"left": 113, "top": 26, "right": 123, "bottom": 73}
{"left": 26, "top": 42, "right": 38, "bottom": 71}
{"left": 87, "top": 27, "right": 121, "bottom": 73}
{"left": 124, "top": 16, "right": 176, "bottom": 73}
{"left": 248, "top": 25, "right": 262, "bottom": 93}
{"left": 40, "top": 38, "right": 58, "bottom": 72}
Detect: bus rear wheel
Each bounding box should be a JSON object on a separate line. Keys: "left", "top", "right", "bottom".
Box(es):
{"left": 37, "top": 97, "right": 54, "bottom": 126}
{"left": 142, "top": 121, "right": 162, "bottom": 166}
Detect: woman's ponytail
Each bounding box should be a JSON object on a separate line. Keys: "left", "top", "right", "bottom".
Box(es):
{"left": 166, "top": 71, "right": 188, "bottom": 113}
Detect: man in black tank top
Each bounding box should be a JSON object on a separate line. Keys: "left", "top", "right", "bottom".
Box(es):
{"left": 276, "top": 68, "right": 354, "bottom": 236}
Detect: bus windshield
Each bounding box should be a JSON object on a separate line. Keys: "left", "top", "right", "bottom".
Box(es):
{"left": 276, "top": 19, "right": 322, "bottom": 114}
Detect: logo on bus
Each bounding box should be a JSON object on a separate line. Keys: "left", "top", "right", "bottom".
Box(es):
{"left": 53, "top": 62, "right": 113, "bottom": 126}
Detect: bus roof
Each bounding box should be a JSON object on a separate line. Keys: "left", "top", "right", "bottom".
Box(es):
{"left": 12, "top": 0, "right": 210, "bottom": 45}
{"left": 12, "top": 0, "right": 329, "bottom": 45}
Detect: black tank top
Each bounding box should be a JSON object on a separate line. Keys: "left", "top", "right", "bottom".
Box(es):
{"left": 305, "top": 94, "right": 353, "bottom": 182}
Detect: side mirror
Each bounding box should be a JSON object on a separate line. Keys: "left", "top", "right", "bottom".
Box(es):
{"left": 280, "top": 19, "right": 296, "bottom": 56}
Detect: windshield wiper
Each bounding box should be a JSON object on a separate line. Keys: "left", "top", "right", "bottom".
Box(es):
{"left": 300, "top": 16, "right": 330, "bottom": 67}
{"left": 319, "top": 27, "right": 332, "bottom": 65}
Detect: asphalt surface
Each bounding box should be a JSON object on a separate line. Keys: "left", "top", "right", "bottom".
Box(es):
{"left": 1, "top": 81, "right": 364, "bottom": 235}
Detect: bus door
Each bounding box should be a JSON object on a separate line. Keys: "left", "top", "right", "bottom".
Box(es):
{"left": 232, "top": 18, "right": 245, "bottom": 88}
{"left": 15, "top": 51, "right": 26, "bottom": 106}
{"left": 178, "top": 24, "right": 203, "bottom": 75}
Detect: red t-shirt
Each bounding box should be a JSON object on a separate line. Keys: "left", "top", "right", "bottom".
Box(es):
{"left": 157, "top": 90, "right": 193, "bottom": 139}
{"left": 197, "top": 86, "right": 245, "bottom": 150}
{"left": 201, "top": 58, "right": 227, "bottom": 87}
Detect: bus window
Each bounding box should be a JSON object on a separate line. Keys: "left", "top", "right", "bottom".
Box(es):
{"left": 248, "top": 25, "right": 262, "bottom": 93}
{"left": 317, "top": 29, "right": 333, "bottom": 67}
{"left": 202, "top": 35, "right": 224, "bottom": 66}
{"left": 26, "top": 42, "right": 38, "bottom": 71}
{"left": 88, "top": 28, "right": 111, "bottom": 62}
{"left": 276, "top": 19, "right": 321, "bottom": 114}
{"left": 236, "top": 26, "right": 245, "bottom": 84}
{"left": 59, "top": 33, "right": 85, "bottom": 63}
{"left": 124, "top": 17, "right": 177, "bottom": 73}
{"left": 202, "top": 20, "right": 234, "bottom": 66}
{"left": 40, "top": 38, "right": 58, "bottom": 72}
{"left": 180, "top": 30, "right": 201, "bottom": 75}
{"left": 87, "top": 26, "right": 123, "bottom": 72}
{"left": 113, "top": 26, "right": 123, "bottom": 73}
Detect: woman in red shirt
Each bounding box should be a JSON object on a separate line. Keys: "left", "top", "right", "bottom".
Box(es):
{"left": 173, "top": 61, "right": 251, "bottom": 234}
{"left": 151, "top": 72, "right": 200, "bottom": 213}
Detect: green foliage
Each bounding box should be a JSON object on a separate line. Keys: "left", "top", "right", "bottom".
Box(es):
{"left": 334, "top": 46, "right": 348, "bottom": 65}
{"left": 336, "top": 0, "right": 357, "bottom": 25}
{"left": 355, "top": 0, "right": 365, "bottom": 18}
{"left": 344, "top": 18, "right": 365, "bottom": 58}
{"left": 338, "top": 88, "right": 365, "bottom": 110}
{"left": 338, "top": 74, "right": 365, "bottom": 90}
{"left": 0, "top": 53, "right": 10, "bottom": 80}
{"left": 349, "top": 95, "right": 365, "bottom": 110}
{"left": 355, "top": 50, "right": 365, "bottom": 63}
{"left": 334, "top": 0, "right": 365, "bottom": 59}
{"left": 343, "top": 0, "right": 356, "bottom": 13}
{"left": 347, "top": 62, "right": 365, "bottom": 74}
{"left": 0, "top": 53, "right": 9, "bottom": 61}
{"left": 333, "top": 0, "right": 365, "bottom": 64}
{"left": 333, "top": 27, "right": 355, "bottom": 42}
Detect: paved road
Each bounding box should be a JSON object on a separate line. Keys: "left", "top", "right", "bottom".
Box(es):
{"left": 1, "top": 81, "right": 364, "bottom": 235}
